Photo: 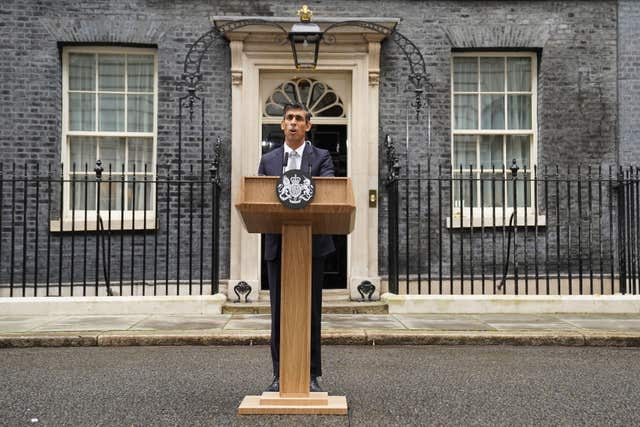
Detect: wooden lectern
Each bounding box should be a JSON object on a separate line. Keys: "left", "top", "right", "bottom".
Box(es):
{"left": 235, "top": 176, "right": 355, "bottom": 415}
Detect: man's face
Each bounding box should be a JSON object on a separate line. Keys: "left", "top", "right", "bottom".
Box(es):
{"left": 281, "top": 108, "right": 311, "bottom": 147}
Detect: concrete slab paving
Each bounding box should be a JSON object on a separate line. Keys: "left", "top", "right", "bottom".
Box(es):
{"left": 393, "top": 314, "right": 496, "bottom": 331}
{"left": 486, "top": 322, "right": 581, "bottom": 331}
{"left": 557, "top": 313, "right": 640, "bottom": 320}
{"left": 563, "top": 319, "right": 640, "bottom": 331}
{"left": 0, "top": 316, "right": 67, "bottom": 333}
{"left": 321, "top": 314, "right": 405, "bottom": 330}
{"left": 130, "top": 314, "right": 231, "bottom": 331}
{"left": 472, "top": 314, "right": 563, "bottom": 322}
{"left": 224, "top": 314, "right": 271, "bottom": 330}
{"left": 1, "top": 311, "right": 640, "bottom": 348}
{"left": 30, "top": 315, "right": 147, "bottom": 332}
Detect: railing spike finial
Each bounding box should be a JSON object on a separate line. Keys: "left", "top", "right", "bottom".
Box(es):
{"left": 95, "top": 160, "right": 103, "bottom": 181}
{"left": 510, "top": 159, "right": 519, "bottom": 178}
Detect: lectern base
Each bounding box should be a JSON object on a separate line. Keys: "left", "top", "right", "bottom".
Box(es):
{"left": 238, "top": 392, "right": 348, "bottom": 415}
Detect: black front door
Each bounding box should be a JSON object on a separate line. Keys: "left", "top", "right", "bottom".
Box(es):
{"left": 260, "top": 123, "right": 348, "bottom": 289}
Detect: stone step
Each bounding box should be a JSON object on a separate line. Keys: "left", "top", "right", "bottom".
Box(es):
{"left": 255, "top": 289, "right": 351, "bottom": 302}
{"left": 222, "top": 300, "right": 388, "bottom": 315}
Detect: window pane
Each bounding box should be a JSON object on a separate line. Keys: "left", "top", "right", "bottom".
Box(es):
{"left": 508, "top": 95, "right": 531, "bottom": 129}
{"left": 480, "top": 57, "right": 504, "bottom": 92}
{"left": 479, "top": 135, "right": 503, "bottom": 168}
{"left": 69, "top": 93, "right": 95, "bottom": 131}
{"left": 98, "top": 55, "right": 125, "bottom": 91}
{"left": 127, "top": 94, "right": 153, "bottom": 132}
{"left": 69, "top": 137, "right": 96, "bottom": 170}
{"left": 454, "top": 94, "right": 477, "bottom": 129}
{"left": 99, "top": 137, "right": 125, "bottom": 171}
{"left": 506, "top": 135, "right": 531, "bottom": 168}
{"left": 99, "top": 174, "right": 123, "bottom": 211}
{"left": 453, "top": 57, "right": 477, "bottom": 92}
{"left": 261, "top": 124, "right": 284, "bottom": 155}
{"left": 507, "top": 58, "right": 531, "bottom": 91}
{"left": 127, "top": 177, "right": 152, "bottom": 211}
{"left": 453, "top": 172, "right": 477, "bottom": 208}
{"left": 128, "top": 55, "right": 154, "bottom": 92}
{"left": 310, "top": 82, "right": 326, "bottom": 105}
{"left": 98, "top": 94, "right": 125, "bottom": 131}
{"left": 480, "top": 173, "right": 504, "bottom": 208}
{"left": 128, "top": 137, "right": 153, "bottom": 172}
{"left": 453, "top": 135, "right": 476, "bottom": 169}
{"left": 481, "top": 95, "right": 505, "bottom": 129}
{"left": 69, "top": 53, "right": 95, "bottom": 91}
{"left": 69, "top": 174, "right": 96, "bottom": 211}
{"left": 265, "top": 103, "right": 284, "bottom": 117}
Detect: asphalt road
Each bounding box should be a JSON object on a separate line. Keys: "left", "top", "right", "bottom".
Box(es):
{"left": 1, "top": 345, "right": 639, "bottom": 426}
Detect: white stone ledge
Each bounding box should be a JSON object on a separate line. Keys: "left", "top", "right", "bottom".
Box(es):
{"left": 0, "top": 294, "right": 227, "bottom": 316}
{"left": 381, "top": 293, "right": 640, "bottom": 314}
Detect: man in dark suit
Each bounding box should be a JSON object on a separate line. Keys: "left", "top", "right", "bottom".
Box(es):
{"left": 258, "top": 102, "right": 335, "bottom": 393}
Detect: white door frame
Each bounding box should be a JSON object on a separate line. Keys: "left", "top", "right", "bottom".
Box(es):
{"left": 222, "top": 24, "right": 388, "bottom": 300}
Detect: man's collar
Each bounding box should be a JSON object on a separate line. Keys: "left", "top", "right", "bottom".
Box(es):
{"left": 284, "top": 141, "right": 307, "bottom": 157}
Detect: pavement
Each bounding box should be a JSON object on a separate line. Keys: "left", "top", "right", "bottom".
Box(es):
{"left": 1, "top": 312, "right": 640, "bottom": 348}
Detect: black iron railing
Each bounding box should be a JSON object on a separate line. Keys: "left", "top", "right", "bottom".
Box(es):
{"left": 0, "top": 161, "right": 221, "bottom": 297}
{"left": 386, "top": 155, "right": 640, "bottom": 295}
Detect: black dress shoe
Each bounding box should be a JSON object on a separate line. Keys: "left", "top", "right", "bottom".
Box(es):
{"left": 310, "top": 376, "right": 323, "bottom": 392}
{"left": 265, "top": 376, "right": 279, "bottom": 392}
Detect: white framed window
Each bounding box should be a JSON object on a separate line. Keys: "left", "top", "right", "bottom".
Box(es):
{"left": 451, "top": 52, "right": 538, "bottom": 224}
{"left": 61, "top": 46, "right": 157, "bottom": 225}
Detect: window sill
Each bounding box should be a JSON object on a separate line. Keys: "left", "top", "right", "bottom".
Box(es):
{"left": 446, "top": 215, "right": 546, "bottom": 229}
{"left": 50, "top": 218, "right": 157, "bottom": 232}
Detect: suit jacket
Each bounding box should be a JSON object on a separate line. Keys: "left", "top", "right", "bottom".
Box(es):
{"left": 258, "top": 142, "right": 336, "bottom": 261}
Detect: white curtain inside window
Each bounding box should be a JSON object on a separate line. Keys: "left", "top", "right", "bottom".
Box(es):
{"left": 453, "top": 135, "right": 476, "bottom": 168}
{"left": 98, "top": 94, "right": 125, "bottom": 131}
{"left": 479, "top": 135, "right": 503, "bottom": 169}
{"left": 100, "top": 137, "right": 126, "bottom": 170}
{"left": 506, "top": 135, "right": 531, "bottom": 168}
{"left": 69, "top": 93, "right": 95, "bottom": 131}
{"left": 69, "top": 136, "right": 96, "bottom": 170}
{"left": 128, "top": 137, "right": 153, "bottom": 172}
{"left": 453, "top": 57, "right": 477, "bottom": 92}
{"left": 480, "top": 172, "right": 505, "bottom": 207}
{"left": 508, "top": 95, "right": 532, "bottom": 129}
{"left": 481, "top": 94, "right": 504, "bottom": 129}
{"left": 127, "top": 95, "right": 153, "bottom": 132}
{"left": 98, "top": 55, "right": 125, "bottom": 91}
{"left": 454, "top": 94, "right": 477, "bottom": 129}
{"left": 507, "top": 58, "right": 531, "bottom": 92}
{"left": 68, "top": 136, "right": 97, "bottom": 210}
{"left": 69, "top": 54, "right": 95, "bottom": 91}
{"left": 480, "top": 57, "right": 504, "bottom": 92}
{"left": 127, "top": 55, "right": 154, "bottom": 92}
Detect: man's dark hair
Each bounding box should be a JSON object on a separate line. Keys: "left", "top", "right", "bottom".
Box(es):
{"left": 283, "top": 102, "right": 312, "bottom": 122}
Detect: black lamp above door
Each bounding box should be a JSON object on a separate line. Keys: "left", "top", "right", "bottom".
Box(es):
{"left": 288, "top": 5, "right": 322, "bottom": 70}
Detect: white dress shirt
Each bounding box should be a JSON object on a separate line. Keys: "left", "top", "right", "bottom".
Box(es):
{"left": 284, "top": 142, "right": 306, "bottom": 171}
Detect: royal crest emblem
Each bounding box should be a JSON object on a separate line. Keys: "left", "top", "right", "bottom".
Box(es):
{"left": 276, "top": 169, "right": 315, "bottom": 209}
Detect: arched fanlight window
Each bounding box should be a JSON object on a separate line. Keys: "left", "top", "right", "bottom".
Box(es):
{"left": 264, "top": 77, "right": 345, "bottom": 118}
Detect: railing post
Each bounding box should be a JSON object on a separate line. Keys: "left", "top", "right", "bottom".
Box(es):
{"left": 95, "top": 160, "right": 103, "bottom": 296}
{"left": 385, "top": 135, "right": 400, "bottom": 294}
{"left": 617, "top": 167, "right": 627, "bottom": 294}
{"left": 210, "top": 137, "right": 221, "bottom": 295}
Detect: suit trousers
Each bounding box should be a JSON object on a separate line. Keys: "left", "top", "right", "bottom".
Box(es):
{"left": 267, "top": 256, "right": 325, "bottom": 377}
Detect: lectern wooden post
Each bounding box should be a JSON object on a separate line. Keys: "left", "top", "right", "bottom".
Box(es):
{"left": 235, "top": 176, "right": 355, "bottom": 415}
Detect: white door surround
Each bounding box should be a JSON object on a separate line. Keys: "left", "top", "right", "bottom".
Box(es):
{"left": 213, "top": 16, "right": 397, "bottom": 300}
